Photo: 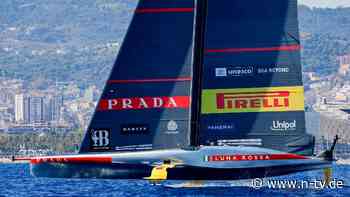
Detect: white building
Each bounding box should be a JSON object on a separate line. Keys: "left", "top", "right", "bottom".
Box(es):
{"left": 15, "top": 94, "right": 24, "bottom": 122}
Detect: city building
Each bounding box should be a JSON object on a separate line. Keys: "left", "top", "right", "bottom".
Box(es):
{"left": 45, "top": 95, "right": 64, "bottom": 123}
{"left": 14, "top": 94, "right": 31, "bottom": 123}
{"left": 84, "top": 85, "right": 98, "bottom": 102}
{"left": 338, "top": 54, "right": 350, "bottom": 76}
{"left": 14, "top": 93, "right": 65, "bottom": 125}
{"left": 28, "top": 96, "right": 44, "bottom": 123}
{"left": 15, "top": 94, "right": 24, "bottom": 122}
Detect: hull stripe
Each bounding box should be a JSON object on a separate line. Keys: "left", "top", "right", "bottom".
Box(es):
{"left": 205, "top": 44, "right": 300, "bottom": 54}
{"left": 31, "top": 156, "right": 112, "bottom": 164}
{"left": 30, "top": 153, "right": 307, "bottom": 165}
{"left": 206, "top": 154, "right": 307, "bottom": 162}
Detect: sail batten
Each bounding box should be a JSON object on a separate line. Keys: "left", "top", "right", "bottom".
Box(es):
{"left": 107, "top": 77, "right": 192, "bottom": 84}
{"left": 205, "top": 44, "right": 300, "bottom": 54}
{"left": 135, "top": 8, "right": 194, "bottom": 13}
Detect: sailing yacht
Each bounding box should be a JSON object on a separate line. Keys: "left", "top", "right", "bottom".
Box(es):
{"left": 28, "top": 0, "right": 338, "bottom": 180}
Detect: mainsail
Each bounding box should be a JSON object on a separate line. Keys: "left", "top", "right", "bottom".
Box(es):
{"left": 80, "top": 0, "right": 195, "bottom": 152}
{"left": 199, "top": 0, "right": 314, "bottom": 155}
{"left": 80, "top": 0, "right": 314, "bottom": 156}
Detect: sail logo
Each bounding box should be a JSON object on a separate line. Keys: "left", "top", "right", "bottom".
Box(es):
{"left": 121, "top": 124, "right": 149, "bottom": 135}
{"left": 257, "top": 66, "right": 290, "bottom": 74}
{"left": 271, "top": 120, "right": 296, "bottom": 131}
{"left": 207, "top": 124, "right": 235, "bottom": 131}
{"left": 201, "top": 86, "right": 305, "bottom": 113}
{"left": 166, "top": 120, "right": 179, "bottom": 134}
{"left": 98, "top": 96, "right": 190, "bottom": 111}
{"left": 215, "top": 68, "right": 227, "bottom": 77}
{"left": 90, "top": 129, "right": 111, "bottom": 149}
{"left": 215, "top": 67, "right": 254, "bottom": 77}
{"left": 216, "top": 91, "right": 290, "bottom": 110}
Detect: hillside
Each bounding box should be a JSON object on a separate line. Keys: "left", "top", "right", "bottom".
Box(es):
{"left": 1, "top": 2, "right": 350, "bottom": 87}
{"left": 0, "top": 0, "right": 136, "bottom": 88}
{"left": 299, "top": 5, "right": 350, "bottom": 75}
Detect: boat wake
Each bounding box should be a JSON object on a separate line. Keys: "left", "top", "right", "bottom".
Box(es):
{"left": 163, "top": 180, "right": 253, "bottom": 189}
{"left": 336, "top": 159, "right": 350, "bottom": 165}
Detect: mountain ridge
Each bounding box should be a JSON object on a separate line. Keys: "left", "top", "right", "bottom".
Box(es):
{"left": 1, "top": 2, "right": 350, "bottom": 87}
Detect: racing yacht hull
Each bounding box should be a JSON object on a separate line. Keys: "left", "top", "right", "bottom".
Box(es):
{"left": 30, "top": 146, "right": 331, "bottom": 180}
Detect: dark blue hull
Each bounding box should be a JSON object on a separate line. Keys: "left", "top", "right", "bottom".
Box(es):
{"left": 31, "top": 162, "right": 330, "bottom": 180}
{"left": 29, "top": 147, "right": 334, "bottom": 180}
{"left": 31, "top": 163, "right": 152, "bottom": 179}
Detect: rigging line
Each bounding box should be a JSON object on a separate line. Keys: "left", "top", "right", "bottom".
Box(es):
{"left": 287, "top": 32, "right": 300, "bottom": 45}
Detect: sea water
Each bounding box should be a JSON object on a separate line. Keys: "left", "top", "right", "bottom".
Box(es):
{"left": 0, "top": 164, "right": 349, "bottom": 197}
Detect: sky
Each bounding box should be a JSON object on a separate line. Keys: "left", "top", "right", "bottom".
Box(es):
{"left": 299, "top": 0, "right": 350, "bottom": 8}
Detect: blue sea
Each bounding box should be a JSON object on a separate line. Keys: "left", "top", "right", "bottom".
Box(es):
{"left": 0, "top": 164, "right": 349, "bottom": 197}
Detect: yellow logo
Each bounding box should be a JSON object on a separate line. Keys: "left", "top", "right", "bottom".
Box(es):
{"left": 201, "top": 86, "right": 304, "bottom": 114}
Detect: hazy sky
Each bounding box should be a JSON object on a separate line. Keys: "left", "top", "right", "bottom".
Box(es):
{"left": 299, "top": 0, "right": 350, "bottom": 8}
